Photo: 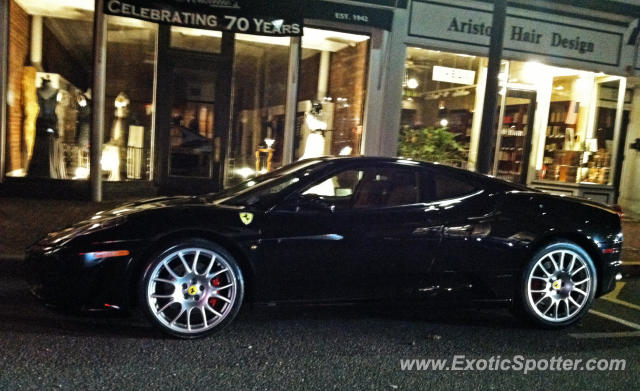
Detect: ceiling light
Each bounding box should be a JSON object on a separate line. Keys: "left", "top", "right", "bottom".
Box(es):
{"left": 406, "top": 78, "right": 419, "bottom": 89}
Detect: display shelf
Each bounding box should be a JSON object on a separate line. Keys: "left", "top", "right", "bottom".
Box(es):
{"left": 495, "top": 103, "right": 529, "bottom": 183}
{"left": 543, "top": 101, "right": 572, "bottom": 155}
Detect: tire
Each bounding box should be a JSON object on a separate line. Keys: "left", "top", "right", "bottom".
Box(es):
{"left": 519, "top": 242, "right": 597, "bottom": 329}
{"left": 139, "top": 238, "right": 244, "bottom": 338}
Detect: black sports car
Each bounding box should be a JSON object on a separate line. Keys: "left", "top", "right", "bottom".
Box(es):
{"left": 25, "top": 157, "right": 623, "bottom": 338}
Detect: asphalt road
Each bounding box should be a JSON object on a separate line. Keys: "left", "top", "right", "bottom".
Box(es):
{"left": 1, "top": 263, "right": 639, "bottom": 390}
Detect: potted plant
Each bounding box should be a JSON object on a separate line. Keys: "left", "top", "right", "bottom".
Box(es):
{"left": 397, "top": 126, "right": 466, "bottom": 165}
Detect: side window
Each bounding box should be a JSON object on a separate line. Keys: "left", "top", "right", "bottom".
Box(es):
{"left": 423, "top": 171, "right": 477, "bottom": 201}
{"left": 303, "top": 166, "right": 421, "bottom": 209}
{"left": 303, "top": 169, "right": 364, "bottom": 204}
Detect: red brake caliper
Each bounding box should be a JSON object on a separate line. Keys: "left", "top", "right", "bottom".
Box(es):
{"left": 208, "top": 278, "right": 220, "bottom": 307}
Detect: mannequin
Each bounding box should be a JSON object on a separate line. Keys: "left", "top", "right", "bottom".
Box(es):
{"left": 110, "top": 92, "right": 129, "bottom": 147}
{"left": 75, "top": 93, "right": 91, "bottom": 148}
{"left": 102, "top": 92, "right": 129, "bottom": 180}
{"left": 28, "top": 78, "right": 64, "bottom": 178}
{"left": 22, "top": 66, "right": 39, "bottom": 164}
{"left": 299, "top": 101, "right": 328, "bottom": 160}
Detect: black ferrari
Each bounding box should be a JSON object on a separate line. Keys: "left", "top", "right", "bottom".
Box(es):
{"left": 25, "top": 157, "right": 623, "bottom": 338}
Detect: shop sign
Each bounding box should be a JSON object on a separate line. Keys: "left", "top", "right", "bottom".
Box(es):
{"left": 306, "top": 1, "right": 394, "bottom": 30}
{"left": 104, "top": 0, "right": 303, "bottom": 36}
{"left": 409, "top": 0, "right": 623, "bottom": 67}
{"left": 432, "top": 65, "right": 475, "bottom": 85}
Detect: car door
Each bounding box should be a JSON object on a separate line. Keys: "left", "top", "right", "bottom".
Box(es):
{"left": 419, "top": 168, "right": 501, "bottom": 301}
{"left": 258, "top": 162, "right": 444, "bottom": 303}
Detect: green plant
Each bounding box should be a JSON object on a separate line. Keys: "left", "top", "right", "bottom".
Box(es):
{"left": 397, "top": 126, "right": 466, "bottom": 163}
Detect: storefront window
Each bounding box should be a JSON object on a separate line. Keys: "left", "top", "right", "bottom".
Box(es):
{"left": 586, "top": 79, "right": 620, "bottom": 185}
{"left": 225, "top": 34, "right": 291, "bottom": 186}
{"left": 104, "top": 16, "right": 158, "bottom": 181}
{"left": 493, "top": 61, "right": 537, "bottom": 184}
{"left": 5, "top": 0, "right": 94, "bottom": 179}
{"left": 400, "top": 48, "right": 485, "bottom": 168}
{"left": 535, "top": 68, "right": 624, "bottom": 186}
{"left": 295, "top": 27, "right": 370, "bottom": 160}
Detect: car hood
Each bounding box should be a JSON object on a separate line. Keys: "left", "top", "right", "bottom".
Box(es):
{"left": 38, "top": 196, "right": 223, "bottom": 248}
{"left": 99, "top": 195, "right": 209, "bottom": 217}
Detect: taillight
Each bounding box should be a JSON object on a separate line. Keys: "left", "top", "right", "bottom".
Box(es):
{"left": 610, "top": 204, "right": 624, "bottom": 219}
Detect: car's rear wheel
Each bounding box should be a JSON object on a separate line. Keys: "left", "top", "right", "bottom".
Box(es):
{"left": 520, "top": 242, "right": 596, "bottom": 328}
{"left": 139, "top": 239, "right": 244, "bottom": 338}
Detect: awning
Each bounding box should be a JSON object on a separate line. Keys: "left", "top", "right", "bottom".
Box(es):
{"left": 104, "top": 0, "right": 304, "bottom": 36}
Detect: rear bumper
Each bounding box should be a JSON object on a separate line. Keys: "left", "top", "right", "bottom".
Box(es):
{"left": 596, "top": 249, "right": 622, "bottom": 297}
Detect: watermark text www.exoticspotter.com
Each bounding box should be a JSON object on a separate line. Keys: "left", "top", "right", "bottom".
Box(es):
{"left": 400, "top": 356, "right": 626, "bottom": 374}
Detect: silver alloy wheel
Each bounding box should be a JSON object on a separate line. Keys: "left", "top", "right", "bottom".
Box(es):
{"left": 146, "top": 247, "right": 237, "bottom": 334}
{"left": 526, "top": 249, "right": 593, "bottom": 323}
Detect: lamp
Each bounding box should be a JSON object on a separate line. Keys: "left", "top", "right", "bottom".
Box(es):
{"left": 255, "top": 138, "right": 276, "bottom": 173}
{"left": 406, "top": 78, "right": 419, "bottom": 89}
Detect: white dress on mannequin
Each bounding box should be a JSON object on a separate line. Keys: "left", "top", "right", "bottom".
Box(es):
{"left": 300, "top": 113, "right": 327, "bottom": 160}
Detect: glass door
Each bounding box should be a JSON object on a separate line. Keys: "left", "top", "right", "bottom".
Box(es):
{"left": 168, "top": 62, "right": 217, "bottom": 178}
{"left": 156, "top": 27, "right": 232, "bottom": 194}
{"left": 493, "top": 89, "right": 536, "bottom": 184}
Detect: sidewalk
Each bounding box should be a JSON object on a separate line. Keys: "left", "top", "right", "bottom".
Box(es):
{"left": 0, "top": 197, "right": 123, "bottom": 260}
{"left": 622, "top": 215, "right": 640, "bottom": 265}
{"left": 1, "top": 196, "right": 639, "bottom": 262}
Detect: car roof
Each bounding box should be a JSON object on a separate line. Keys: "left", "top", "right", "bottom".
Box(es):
{"left": 315, "top": 156, "right": 528, "bottom": 191}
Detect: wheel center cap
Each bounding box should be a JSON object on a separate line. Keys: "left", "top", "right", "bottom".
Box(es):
{"left": 552, "top": 280, "right": 562, "bottom": 290}
{"left": 187, "top": 285, "right": 199, "bottom": 296}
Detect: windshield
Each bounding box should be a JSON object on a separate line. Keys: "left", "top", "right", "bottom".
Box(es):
{"left": 209, "top": 159, "right": 327, "bottom": 208}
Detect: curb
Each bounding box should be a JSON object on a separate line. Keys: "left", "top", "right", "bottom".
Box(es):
{"left": 1, "top": 253, "right": 24, "bottom": 262}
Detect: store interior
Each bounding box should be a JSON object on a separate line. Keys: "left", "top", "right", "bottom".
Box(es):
{"left": 226, "top": 27, "right": 370, "bottom": 185}
{"left": 401, "top": 47, "right": 484, "bottom": 167}
{"left": 6, "top": 0, "right": 371, "bottom": 187}
{"left": 400, "top": 45, "right": 631, "bottom": 187}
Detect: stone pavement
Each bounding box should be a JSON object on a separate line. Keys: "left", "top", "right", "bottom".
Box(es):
{"left": 0, "top": 197, "right": 123, "bottom": 259}
{"left": 622, "top": 215, "right": 640, "bottom": 265}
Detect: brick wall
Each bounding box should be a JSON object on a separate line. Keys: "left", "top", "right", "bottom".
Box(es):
{"left": 42, "top": 23, "right": 91, "bottom": 91}
{"left": 7, "top": 0, "right": 30, "bottom": 172}
{"left": 328, "top": 41, "right": 368, "bottom": 155}
{"left": 298, "top": 52, "right": 320, "bottom": 102}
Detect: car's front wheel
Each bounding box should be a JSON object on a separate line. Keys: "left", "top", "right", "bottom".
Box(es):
{"left": 520, "top": 242, "right": 597, "bottom": 328}
{"left": 139, "top": 239, "right": 244, "bottom": 338}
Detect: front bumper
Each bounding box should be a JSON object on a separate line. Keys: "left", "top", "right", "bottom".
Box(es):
{"left": 24, "top": 240, "right": 146, "bottom": 311}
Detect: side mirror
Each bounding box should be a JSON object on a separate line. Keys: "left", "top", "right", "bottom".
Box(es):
{"left": 295, "top": 194, "right": 334, "bottom": 213}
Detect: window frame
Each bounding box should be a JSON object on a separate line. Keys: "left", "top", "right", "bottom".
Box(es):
{"left": 422, "top": 167, "right": 481, "bottom": 204}
{"left": 289, "top": 162, "right": 432, "bottom": 211}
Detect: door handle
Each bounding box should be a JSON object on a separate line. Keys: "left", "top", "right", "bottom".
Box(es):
{"left": 412, "top": 225, "right": 443, "bottom": 237}
{"left": 443, "top": 222, "right": 491, "bottom": 238}
{"left": 443, "top": 224, "right": 472, "bottom": 238}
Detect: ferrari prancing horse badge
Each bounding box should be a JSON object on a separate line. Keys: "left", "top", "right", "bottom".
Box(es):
{"left": 239, "top": 212, "right": 254, "bottom": 225}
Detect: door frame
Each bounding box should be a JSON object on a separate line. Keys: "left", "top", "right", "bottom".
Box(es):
{"left": 154, "top": 26, "right": 234, "bottom": 194}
